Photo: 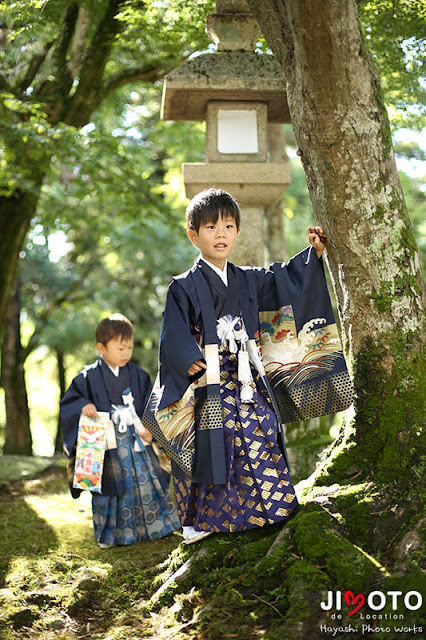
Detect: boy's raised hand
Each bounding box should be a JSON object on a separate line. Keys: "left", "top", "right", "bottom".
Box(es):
{"left": 307, "top": 225, "right": 327, "bottom": 258}
{"left": 82, "top": 403, "right": 98, "bottom": 418}
{"left": 187, "top": 359, "right": 208, "bottom": 377}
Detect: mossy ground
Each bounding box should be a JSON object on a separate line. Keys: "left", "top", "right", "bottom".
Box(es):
{"left": 0, "top": 459, "right": 423, "bottom": 640}
{"left": 0, "top": 461, "right": 180, "bottom": 639}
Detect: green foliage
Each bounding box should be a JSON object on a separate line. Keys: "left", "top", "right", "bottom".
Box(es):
{"left": 394, "top": 140, "right": 426, "bottom": 161}
{"left": 117, "top": 0, "right": 214, "bottom": 56}
{"left": 398, "top": 170, "right": 426, "bottom": 275}
{"left": 358, "top": 0, "right": 426, "bottom": 130}
{"left": 18, "top": 83, "right": 205, "bottom": 380}
{"left": 0, "top": 0, "right": 213, "bottom": 195}
{"left": 0, "top": 0, "right": 214, "bottom": 98}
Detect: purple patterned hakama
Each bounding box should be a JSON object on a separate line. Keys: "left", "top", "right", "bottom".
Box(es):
{"left": 173, "top": 346, "right": 298, "bottom": 533}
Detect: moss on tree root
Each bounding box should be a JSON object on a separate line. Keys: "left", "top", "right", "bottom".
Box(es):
{"left": 305, "top": 328, "right": 425, "bottom": 491}
{"left": 1, "top": 467, "right": 423, "bottom": 639}
{"left": 130, "top": 317, "right": 426, "bottom": 639}
{"left": 131, "top": 493, "right": 423, "bottom": 640}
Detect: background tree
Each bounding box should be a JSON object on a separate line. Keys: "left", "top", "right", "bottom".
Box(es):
{"left": 1, "top": 82, "right": 204, "bottom": 454}
{"left": 0, "top": 280, "right": 32, "bottom": 455}
{"left": 0, "top": 0, "right": 211, "bottom": 330}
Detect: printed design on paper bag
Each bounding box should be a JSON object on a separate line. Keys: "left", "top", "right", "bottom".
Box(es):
{"left": 73, "top": 412, "right": 109, "bottom": 492}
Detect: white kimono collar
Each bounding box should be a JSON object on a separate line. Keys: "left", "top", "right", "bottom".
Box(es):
{"left": 200, "top": 257, "right": 228, "bottom": 286}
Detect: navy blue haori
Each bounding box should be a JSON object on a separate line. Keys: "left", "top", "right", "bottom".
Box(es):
{"left": 143, "top": 248, "right": 353, "bottom": 533}
{"left": 60, "top": 359, "right": 180, "bottom": 544}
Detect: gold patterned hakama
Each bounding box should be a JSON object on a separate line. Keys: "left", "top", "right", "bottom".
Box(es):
{"left": 173, "top": 347, "right": 298, "bottom": 533}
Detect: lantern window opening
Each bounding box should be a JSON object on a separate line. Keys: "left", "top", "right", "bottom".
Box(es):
{"left": 217, "top": 109, "right": 259, "bottom": 154}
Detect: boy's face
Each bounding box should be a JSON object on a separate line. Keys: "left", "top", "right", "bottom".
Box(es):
{"left": 96, "top": 336, "right": 134, "bottom": 370}
{"left": 187, "top": 213, "right": 240, "bottom": 270}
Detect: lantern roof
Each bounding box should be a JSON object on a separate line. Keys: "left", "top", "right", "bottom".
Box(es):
{"left": 161, "top": 51, "right": 290, "bottom": 123}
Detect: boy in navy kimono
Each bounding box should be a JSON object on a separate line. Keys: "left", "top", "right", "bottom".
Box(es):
{"left": 61, "top": 314, "right": 180, "bottom": 547}
{"left": 143, "top": 189, "right": 353, "bottom": 544}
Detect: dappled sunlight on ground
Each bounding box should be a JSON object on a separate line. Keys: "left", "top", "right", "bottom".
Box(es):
{"left": 0, "top": 463, "right": 182, "bottom": 639}
{"left": 25, "top": 489, "right": 95, "bottom": 554}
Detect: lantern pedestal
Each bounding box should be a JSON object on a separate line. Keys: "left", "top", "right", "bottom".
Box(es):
{"left": 183, "top": 162, "right": 290, "bottom": 205}
{"left": 161, "top": 1, "right": 292, "bottom": 266}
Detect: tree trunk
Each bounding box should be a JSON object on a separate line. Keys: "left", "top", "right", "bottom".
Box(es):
{"left": 1, "top": 281, "right": 32, "bottom": 455}
{"left": 0, "top": 188, "right": 42, "bottom": 334}
{"left": 247, "top": 0, "right": 425, "bottom": 488}
{"left": 265, "top": 123, "right": 287, "bottom": 262}
{"left": 54, "top": 349, "right": 65, "bottom": 453}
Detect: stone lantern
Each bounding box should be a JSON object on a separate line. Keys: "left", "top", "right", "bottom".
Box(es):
{"left": 161, "top": 0, "right": 291, "bottom": 265}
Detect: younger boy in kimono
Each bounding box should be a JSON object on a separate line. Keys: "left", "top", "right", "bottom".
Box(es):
{"left": 61, "top": 314, "right": 180, "bottom": 547}
{"left": 143, "top": 189, "right": 353, "bottom": 544}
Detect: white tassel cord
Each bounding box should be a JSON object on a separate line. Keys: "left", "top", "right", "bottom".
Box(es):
{"left": 217, "top": 315, "right": 255, "bottom": 404}
{"left": 122, "top": 390, "right": 151, "bottom": 446}
{"left": 238, "top": 348, "right": 255, "bottom": 403}
{"left": 111, "top": 404, "right": 134, "bottom": 433}
{"left": 217, "top": 315, "right": 240, "bottom": 353}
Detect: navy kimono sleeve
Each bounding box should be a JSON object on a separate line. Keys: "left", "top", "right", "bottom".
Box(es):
{"left": 158, "top": 281, "right": 206, "bottom": 410}
{"left": 253, "top": 247, "right": 353, "bottom": 422}
{"left": 131, "top": 366, "right": 153, "bottom": 416}
{"left": 60, "top": 372, "right": 93, "bottom": 459}
{"left": 259, "top": 247, "right": 332, "bottom": 324}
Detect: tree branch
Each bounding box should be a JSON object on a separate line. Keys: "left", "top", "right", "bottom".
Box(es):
{"left": 51, "top": 2, "right": 79, "bottom": 75}
{"left": 246, "top": 0, "right": 292, "bottom": 68}
{"left": 102, "top": 61, "right": 177, "bottom": 97}
{"left": 22, "top": 257, "right": 103, "bottom": 359}
{"left": 0, "top": 73, "right": 12, "bottom": 92}
{"left": 32, "top": 3, "right": 79, "bottom": 117}
{"left": 68, "top": 5, "right": 91, "bottom": 78}
{"left": 15, "top": 41, "right": 55, "bottom": 93}
{"left": 62, "top": 0, "right": 126, "bottom": 127}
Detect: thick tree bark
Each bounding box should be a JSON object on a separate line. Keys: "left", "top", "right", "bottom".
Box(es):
{"left": 247, "top": 0, "right": 425, "bottom": 487}
{"left": 1, "top": 281, "right": 32, "bottom": 455}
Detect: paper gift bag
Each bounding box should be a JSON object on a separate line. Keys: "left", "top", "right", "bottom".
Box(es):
{"left": 73, "top": 412, "right": 109, "bottom": 493}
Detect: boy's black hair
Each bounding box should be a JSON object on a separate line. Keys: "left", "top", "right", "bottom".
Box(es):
{"left": 96, "top": 314, "right": 133, "bottom": 345}
{"left": 186, "top": 187, "right": 240, "bottom": 232}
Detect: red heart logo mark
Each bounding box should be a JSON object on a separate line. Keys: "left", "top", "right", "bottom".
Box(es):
{"left": 344, "top": 590, "right": 365, "bottom": 616}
